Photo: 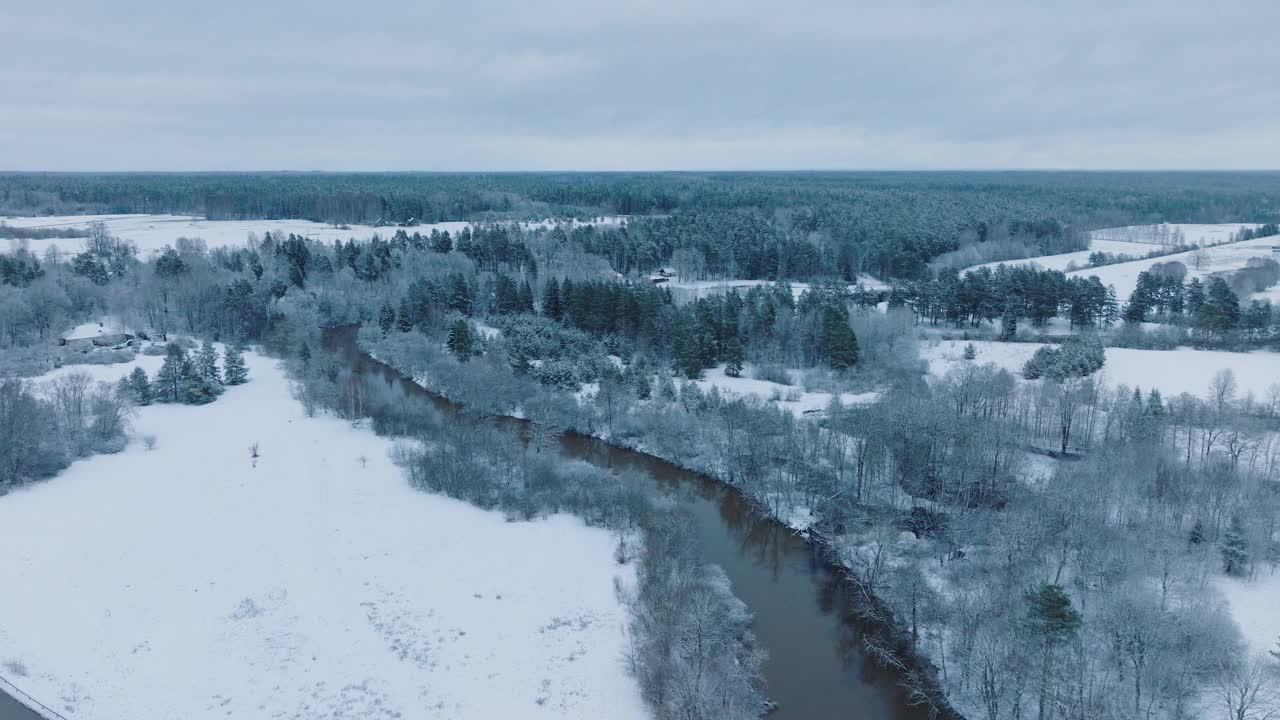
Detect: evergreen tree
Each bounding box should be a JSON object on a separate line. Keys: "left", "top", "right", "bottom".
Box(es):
{"left": 962, "top": 343, "right": 977, "bottom": 360}
{"left": 1000, "top": 303, "right": 1018, "bottom": 340}
{"left": 378, "top": 302, "right": 396, "bottom": 335}
{"left": 1221, "top": 515, "right": 1249, "bottom": 576}
{"left": 196, "top": 340, "right": 222, "bottom": 388}
{"left": 298, "top": 341, "right": 312, "bottom": 367}
{"left": 430, "top": 230, "right": 453, "bottom": 254}
{"left": 543, "top": 278, "right": 563, "bottom": 320}
{"left": 519, "top": 280, "right": 535, "bottom": 314}
{"left": 820, "top": 306, "right": 859, "bottom": 370}
{"left": 396, "top": 299, "right": 414, "bottom": 333}
{"left": 657, "top": 372, "right": 678, "bottom": 402}
{"left": 723, "top": 335, "right": 745, "bottom": 377}
{"left": 1023, "top": 583, "right": 1082, "bottom": 720}
{"left": 1102, "top": 286, "right": 1120, "bottom": 327}
{"left": 1188, "top": 519, "right": 1206, "bottom": 546}
{"left": 1197, "top": 277, "right": 1241, "bottom": 336}
{"left": 125, "top": 366, "right": 152, "bottom": 405}
{"left": 1185, "top": 278, "right": 1206, "bottom": 319}
{"left": 153, "top": 344, "right": 187, "bottom": 402}
{"left": 180, "top": 358, "right": 218, "bottom": 405}
{"left": 448, "top": 273, "right": 472, "bottom": 316}
{"left": 447, "top": 319, "right": 474, "bottom": 361}
{"left": 223, "top": 344, "right": 249, "bottom": 385}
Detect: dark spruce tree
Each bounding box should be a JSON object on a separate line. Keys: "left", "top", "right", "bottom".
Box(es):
{"left": 378, "top": 302, "right": 396, "bottom": 335}
{"left": 396, "top": 299, "right": 414, "bottom": 333}
{"left": 447, "top": 319, "right": 474, "bottom": 361}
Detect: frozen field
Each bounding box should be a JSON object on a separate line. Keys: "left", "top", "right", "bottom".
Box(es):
{"left": 923, "top": 339, "right": 1280, "bottom": 398}
{"left": 686, "top": 363, "right": 878, "bottom": 416}
{"left": 962, "top": 223, "right": 1267, "bottom": 277}
{"left": 963, "top": 238, "right": 1153, "bottom": 275}
{"left": 1, "top": 214, "right": 624, "bottom": 258}
{"left": 1216, "top": 570, "right": 1280, "bottom": 658}
{"left": 0, "top": 351, "right": 645, "bottom": 720}
{"left": 1090, "top": 223, "right": 1262, "bottom": 247}
{"left": 1068, "top": 231, "right": 1280, "bottom": 303}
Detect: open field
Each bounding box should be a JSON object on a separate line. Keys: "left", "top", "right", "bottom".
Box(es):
{"left": 0, "top": 350, "right": 644, "bottom": 720}
{"left": 1, "top": 214, "right": 624, "bottom": 258}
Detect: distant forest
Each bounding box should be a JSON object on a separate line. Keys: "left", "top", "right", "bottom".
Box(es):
{"left": 3, "top": 172, "right": 1279, "bottom": 279}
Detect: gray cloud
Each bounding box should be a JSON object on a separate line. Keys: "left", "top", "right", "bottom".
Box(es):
{"left": 2, "top": 0, "right": 1277, "bottom": 170}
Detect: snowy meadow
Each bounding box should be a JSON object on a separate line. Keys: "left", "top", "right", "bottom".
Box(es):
{"left": 0, "top": 350, "right": 646, "bottom": 720}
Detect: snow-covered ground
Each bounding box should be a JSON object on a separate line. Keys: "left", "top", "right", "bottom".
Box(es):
{"left": 963, "top": 238, "right": 1154, "bottom": 275}
{"left": 961, "top": 223, "right": 1265, "bottom": 277}
{"left": 1068, "top": 232, "right": 1280, "bottom": 303}
{"left": 664, "top": 276, "right": 887, "bottom": 304}
{"left": 1, "top": 214, "right": 625, "bottom": 258}
{"left": 688, "top": 363, "right": 878, "bottom": 416}
{"left": 923, "top": 339, "right": 1280, "bottom": 398}
{"left": 1090, "top": 223, "right": 1262, "bottom": 247}
{"left": 0, "top": 351, "right": 646, "bottom": 720}
{"left": 1215, "top": 570, "right": 1280, "bottom": 658}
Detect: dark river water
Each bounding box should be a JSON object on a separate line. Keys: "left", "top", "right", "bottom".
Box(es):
{"left": 326, "top": 327, "right": 939, "bottom": 720}
{"left": 0, "top": 330, "right": 941, "bottom": 720}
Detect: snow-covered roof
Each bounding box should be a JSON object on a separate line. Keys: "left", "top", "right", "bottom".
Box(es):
{"left": 62, "top": 319, "right": 128, "bottom": 341}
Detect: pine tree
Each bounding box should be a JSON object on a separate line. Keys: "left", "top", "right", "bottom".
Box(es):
{"left": 1024, "top": 583, "right": 1082, "bottom": 720}
{"left": 1221, "top": 515, "right": 1249, "bottom": 576}
{"left": 396, "top": 299, "right": 414, "bottom": 333}
{"left": 1189, "top": 519, "right": 1206, "bottom": 546}
{"left": 298, "top": 341, "right": 312, "bottom": 367}
{"left": 153, "top": 344, "right": 187, "bottom": 403}
{"left": 447, "top": 319, "right": 473, "bottom": 361}
{"left": 125, "top": 366, "right": 152, "bottom": 405}
{"left": 1102, "top": 286, "right": 1120, "bottom": 327}
{"left": 180, "top": 357, "right": 218, "bottom": 405}
{"left": 519, "top": 280, "right": 535, "bottom": 314}
{"left": 723, "top": 335, "right": 745, "bottom": 377}
{"left": 543, "top": 278, "right": 563, "bottom": 320}
{"left": 1000, "top": 303, "right": 1018, "bottom": 340}
{"left": 378, "top": 302, "right": 396, "bottom": 335}
{"left": 196, "top": 340, "right": 222, "bottom": 389}
{"left": 820, "top": 306, "right": 859, "bottom": 370}
{"left": 962, "top": 343, "right": 977, "bottom": 360}
{"left": 448, "top": 274, "right": 472, "bottom": 316}
{"left": 223, "top": 344, "right": 249, "bottom": 385}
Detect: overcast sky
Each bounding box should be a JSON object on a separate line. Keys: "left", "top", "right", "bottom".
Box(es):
{"left": 3, "top": 0, "right": 1278, "bottom": 171}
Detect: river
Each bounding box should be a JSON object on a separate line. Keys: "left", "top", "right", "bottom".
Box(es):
{"left": 327, "top": 326, "right": 942, "bottom": 720}
{"left": 0, "top": 329, "right": 943, "bottom": 720}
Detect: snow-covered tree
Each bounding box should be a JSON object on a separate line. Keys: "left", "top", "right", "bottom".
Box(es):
{"left": 123, "top": 366, "right": 152, "bottom": 405}
{"left": 196, "top": 340, "right": 222, "bottom": 388}
{"left": 223, "top": 344, "right": 248, "bottom": 385}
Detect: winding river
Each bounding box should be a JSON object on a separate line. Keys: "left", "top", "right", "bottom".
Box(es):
{"left": 327, "top": 326, "right": 940, "bottom": 720}
{"left": 0, "top": 329, "right": 942, "bottom": 720}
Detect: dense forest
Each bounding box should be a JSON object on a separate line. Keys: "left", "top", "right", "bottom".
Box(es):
{"left": 4, "top": 171, "right": 1280, "bottom": 280}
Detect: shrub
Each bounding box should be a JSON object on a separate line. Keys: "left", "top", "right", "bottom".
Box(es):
{"left": 752, "top": 363, "right": 792, "bottom": 386}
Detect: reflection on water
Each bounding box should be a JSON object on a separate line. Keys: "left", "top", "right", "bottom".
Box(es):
{"left": 326, "top": 326, "right": 943, "bottom": 720}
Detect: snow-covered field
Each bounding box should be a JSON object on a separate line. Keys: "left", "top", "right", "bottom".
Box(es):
{"left": 0, "top": 351, "right": 646, "bottom": 720}
{"left": 961, "top": 223, "right": 1266, "bottom": 277}
{"left": 1215, "top": 570, "right": 1280, "bottom": 658}
{"left": 665, "top": 276, "right": 887, "bottom": 304}
{"left": 1090, "top": 223, "right": 1262, "bottom": 247}
{"left": 688, "top": 363, "right": 878, "bottom": 416}
{"left": 923, "top": 339, "right": 1280, "bottom": 398}
{"left": 1068, "top": 232, "right": 1280, "bottom": 303}
{"left": 1, "top": 214, "right": 625, "bottom": 258}
{"left": 963, "top": 238, "right": 1153, "bottom": 275}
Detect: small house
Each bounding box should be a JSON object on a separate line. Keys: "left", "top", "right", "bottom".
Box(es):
{"left": 59, "top": 321, "right": 134, "bottom": 349}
